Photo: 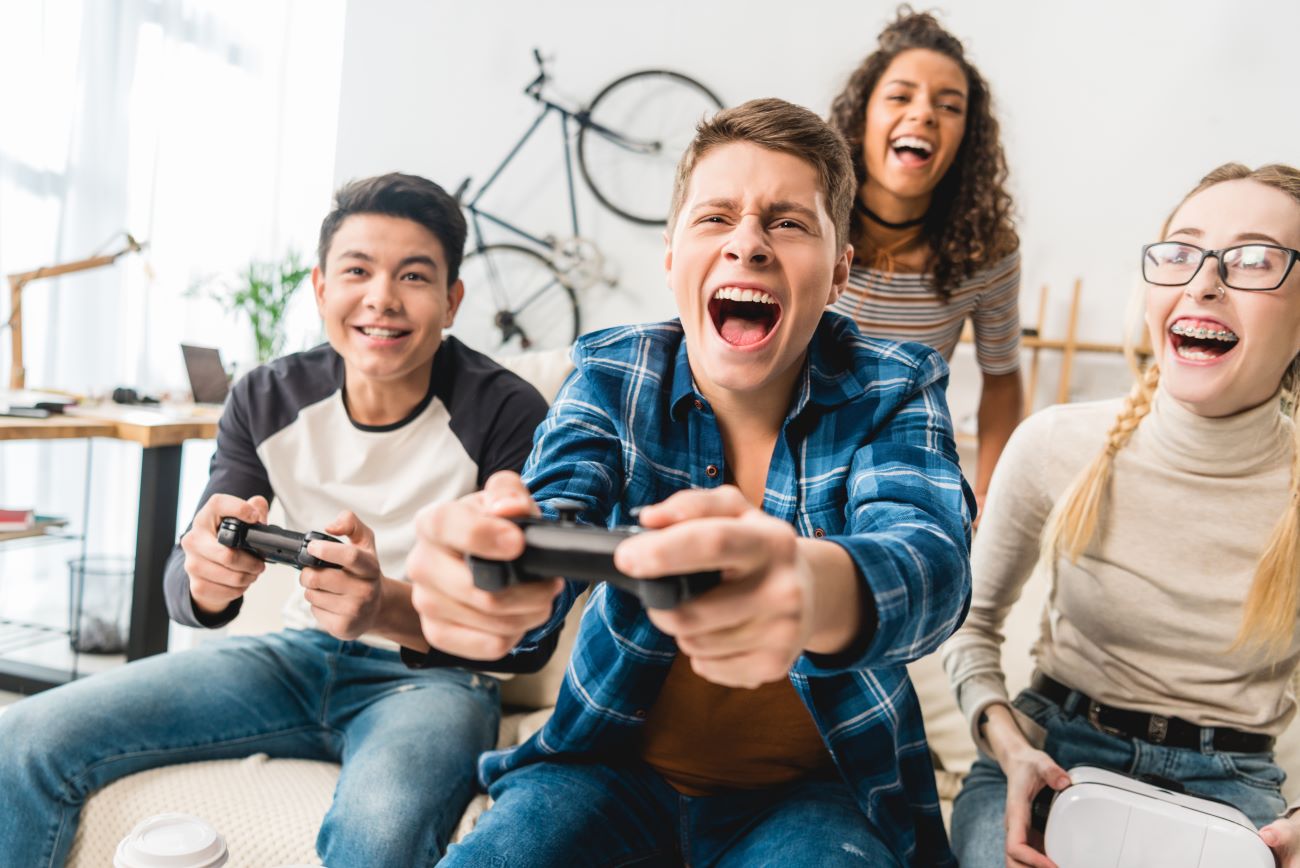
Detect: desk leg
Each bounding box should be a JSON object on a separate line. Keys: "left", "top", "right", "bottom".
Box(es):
{"left": 127, "top": 444, "right": 182, "bottom": 660}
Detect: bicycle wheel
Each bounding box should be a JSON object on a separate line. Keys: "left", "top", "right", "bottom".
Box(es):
{"left": 578, "top": 70, "right": 724, "bottom": 226}
{"left": 451, "top": 243, "right": 580, "bottom": 355}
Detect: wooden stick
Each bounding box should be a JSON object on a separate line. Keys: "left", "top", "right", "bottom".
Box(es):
{"left": 8, "top": 276, "right": 22, "bottom": 391}
{"left": 1022, "top": 336, "right": 1153, "bottom": 355}
{"left": 7, "top": 252, "right": 120, "bottom": 289}
{"left": 1056, "top": 278, "right": 1083, "bottom": 405}
{"left": 1024, "top": 283, "right": 1048, "bottom": 419}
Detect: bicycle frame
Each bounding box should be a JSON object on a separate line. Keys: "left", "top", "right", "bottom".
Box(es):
{"left": 462, "top": 97, "right": 581, "bottom": 253}
{"left": 461, "top": 58, "right": 667, "bottom": 254}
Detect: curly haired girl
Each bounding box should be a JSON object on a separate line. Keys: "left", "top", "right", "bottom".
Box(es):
{"left": 829, "top": 6, "right": 1021, "bottom": 519}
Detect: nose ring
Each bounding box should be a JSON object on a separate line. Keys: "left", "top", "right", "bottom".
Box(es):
{"left": 1215, "top": 284, "right": 1226, "bottom": 298}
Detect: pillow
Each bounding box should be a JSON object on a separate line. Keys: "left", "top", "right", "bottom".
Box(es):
{"left": 494, "top": 346, "right": 575, "bottom": 404}
{"left": 497, "top": 590, "right": 588, "bottom": 710}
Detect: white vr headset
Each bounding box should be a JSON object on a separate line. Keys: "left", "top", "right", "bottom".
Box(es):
{"left": 1033, "top": 766, "right": 1273, "bottom": 868}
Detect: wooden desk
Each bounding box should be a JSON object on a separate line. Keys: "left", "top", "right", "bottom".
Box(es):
{"left": 0, "top": 406, "right": 218, "bottom": 687}
{"left": 65, "top": 404, "right": 220, "bottom": 448}
{"left": 0, "top": 415, "right": 117, "bottom": 441}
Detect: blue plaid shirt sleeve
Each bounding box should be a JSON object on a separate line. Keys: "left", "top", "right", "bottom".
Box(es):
{"left": 509, "top": 365, "right": 626, "bottom": 648}
{"left": 794, "top": 349, "right": 973, "bottom": 677}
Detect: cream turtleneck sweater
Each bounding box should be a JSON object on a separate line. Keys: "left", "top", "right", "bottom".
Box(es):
{"left": 943, "top": 386, "right": 1297, "bottom": 755}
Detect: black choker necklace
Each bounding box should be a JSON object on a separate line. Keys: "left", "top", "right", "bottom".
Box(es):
{"left": 856, "top": 199, "right": 925, "bottom": 230}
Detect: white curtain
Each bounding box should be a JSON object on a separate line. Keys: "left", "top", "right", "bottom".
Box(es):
{"left": 0, "top": 0, "right": 344, "bottom": 641}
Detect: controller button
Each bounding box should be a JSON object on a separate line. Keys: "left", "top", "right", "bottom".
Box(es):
{"left": 813, "top": 528, "right": 825, "bottom": 538}
{"left": 705, "top": 464, "right": 719, "bottom": 478}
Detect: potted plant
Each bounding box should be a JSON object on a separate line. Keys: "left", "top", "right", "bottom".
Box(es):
{"left": 190, "top": 250, "right": 312, "bottom": 364}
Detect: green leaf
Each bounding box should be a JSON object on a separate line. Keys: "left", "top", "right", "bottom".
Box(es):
{"left": 192, "top": 247, "right": 311, "bottom": 364}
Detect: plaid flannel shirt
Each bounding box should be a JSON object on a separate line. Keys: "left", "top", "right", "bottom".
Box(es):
{"left": 483, "top": 312, "right": 973, "bottom": 866}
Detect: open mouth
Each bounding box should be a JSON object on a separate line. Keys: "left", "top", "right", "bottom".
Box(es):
{"left": 354, "top": 325, "right": 412, "bottom": 342}
{"left": 708, "top": 287, "right": 782, "bottom": 348}
{"left": 890, "top": 135, "right": 934, "bottom": 167}
{"left": 1168, "top": 317, "right": 1238, "bottom": 361}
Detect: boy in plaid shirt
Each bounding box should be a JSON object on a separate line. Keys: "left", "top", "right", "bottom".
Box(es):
{"left": 407, "top": 99, "right": 973, "bottom": 867}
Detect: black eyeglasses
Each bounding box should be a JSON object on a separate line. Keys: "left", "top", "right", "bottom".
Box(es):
{"left": 1142, "top": 241, "right": 1300, "bottom": 291}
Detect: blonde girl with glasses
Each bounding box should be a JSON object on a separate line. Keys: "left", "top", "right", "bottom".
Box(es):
{"left": 942, "top": 163, "right": 1300, "bottom": 868}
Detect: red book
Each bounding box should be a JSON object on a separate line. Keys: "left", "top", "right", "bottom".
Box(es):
{"left": 0, "top": 508, "right": 35, "bottom": 531}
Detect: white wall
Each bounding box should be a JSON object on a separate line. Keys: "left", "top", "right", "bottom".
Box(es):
{"left": 333, "top": 0, "right": 1300, "bottom": 412}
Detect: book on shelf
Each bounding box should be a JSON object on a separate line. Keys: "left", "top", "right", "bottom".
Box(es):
{"left": 0, "top": 513, "right": 70, "bottom": 542}
{"left": 0, "top": 508, "right": 35, "bottom": 531}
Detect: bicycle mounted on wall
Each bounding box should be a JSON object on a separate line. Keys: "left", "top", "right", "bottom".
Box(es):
{"left": 451, "top": 49, "right": 723, "bottom": 355}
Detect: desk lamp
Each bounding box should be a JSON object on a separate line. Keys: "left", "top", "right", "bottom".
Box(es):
{"left": 5, "top": 233, "right": 147, "bottom": 389}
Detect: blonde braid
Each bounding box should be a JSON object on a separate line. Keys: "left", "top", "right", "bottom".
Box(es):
{"left": 1037, "top": 364, "right": 1161, "bottom": 570}
{"left": 1235, "top": 360, "right": 1300, "bottom": 655}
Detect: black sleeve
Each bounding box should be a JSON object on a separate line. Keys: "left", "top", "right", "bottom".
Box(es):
{"left": 474, "top": 374, "right": 549, "bottom": 487}
{"left": 399, "top": 628, "right": 561, "bottom": 674}
{"left": 164, "top": 379, "right": 275, "bottom": 629}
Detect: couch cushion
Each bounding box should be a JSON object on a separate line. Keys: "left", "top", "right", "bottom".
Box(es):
{"left": 494, "top": 346, "right": 575, "bottom": 404}
{"left": 498, "top": 590, "right": 588, "bottom": 710}
{"left": 68, "top": 755, "right": 336, "bottom": 867}
{"left": 70, "top": 709, "right": 547, "bottom": 867}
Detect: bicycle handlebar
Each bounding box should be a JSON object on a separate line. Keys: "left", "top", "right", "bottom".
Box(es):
{"left": 524, "top": 47, "right": 547, "bottom": 98}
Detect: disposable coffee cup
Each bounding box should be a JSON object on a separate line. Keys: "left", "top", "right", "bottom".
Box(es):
{"left": 114, "top": 813, "right": 228, "bottom": 868}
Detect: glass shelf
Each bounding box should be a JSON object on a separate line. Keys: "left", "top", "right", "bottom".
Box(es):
{"left": 0, "top": 529, "right": 83, "bottom": 552}
{"left": 0, "top": 617, "right": 68, "bottom": 654}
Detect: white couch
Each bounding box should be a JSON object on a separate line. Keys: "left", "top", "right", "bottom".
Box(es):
{"left": 66, "top": 348, "right": 1300, "bottom": 865}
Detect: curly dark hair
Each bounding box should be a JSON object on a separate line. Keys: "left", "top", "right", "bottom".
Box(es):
{"left": 829, "top": 6, "right": 1017, "bottom": 299}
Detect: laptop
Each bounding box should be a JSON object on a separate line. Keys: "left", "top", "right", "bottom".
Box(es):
{"left": 180, "top": 344, "right": 230, "bottom": 406}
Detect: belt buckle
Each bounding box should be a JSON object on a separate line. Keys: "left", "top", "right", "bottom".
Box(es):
{"left": 1087, "top": 702, "right": 1126, "bottom": 738}
{"left": 1147, "top": 715, "right": 1169, "bottom": 745}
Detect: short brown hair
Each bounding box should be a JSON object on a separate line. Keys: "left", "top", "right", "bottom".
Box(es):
{"left": 667, "top": 98, "right": 855, "bottom": 250}
{"left": 317, "top": 173, "right": 467, "bottom": 285}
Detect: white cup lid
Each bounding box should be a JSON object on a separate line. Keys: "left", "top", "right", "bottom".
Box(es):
{"left": 114, "top": 813, "right": 228, "bottom": 868}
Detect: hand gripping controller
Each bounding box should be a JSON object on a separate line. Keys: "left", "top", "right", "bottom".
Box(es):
{"left": 217, "top": 517, "right": 342, "bottom": 570}
{"left": 468, "top": 500, "right": 721, "bottom": 609}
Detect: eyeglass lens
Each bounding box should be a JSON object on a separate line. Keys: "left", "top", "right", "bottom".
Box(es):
{"left": 1144, "top": 242, "right": 1291, "bottom": 290}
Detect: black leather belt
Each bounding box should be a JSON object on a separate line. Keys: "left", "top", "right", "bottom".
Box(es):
{"left": 1030, "top": 673, "right": 1274, "bottom": 754}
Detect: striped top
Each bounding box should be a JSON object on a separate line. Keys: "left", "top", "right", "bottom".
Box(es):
{"left": 830, "top": 250, "right": 1022, "bottom": 375}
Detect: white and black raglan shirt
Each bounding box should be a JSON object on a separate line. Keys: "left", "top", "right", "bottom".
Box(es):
{"left": 163, "top": 336, "right": 550, "bottom": 654}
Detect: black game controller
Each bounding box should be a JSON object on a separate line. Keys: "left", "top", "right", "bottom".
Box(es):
{"left": 217, "top": 518, "right": 342, "bottom": 570}
{"left": 468, "top": 500, "right": 721, "bottom": 609}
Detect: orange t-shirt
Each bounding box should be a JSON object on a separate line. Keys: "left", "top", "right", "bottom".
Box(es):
{"left": 639, "top": 652, "right": 835, "bottom": 795}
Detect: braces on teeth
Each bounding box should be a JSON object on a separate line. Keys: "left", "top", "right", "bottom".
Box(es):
{"left": 1170, "top": 323, "right": 1238, "bottom": 342}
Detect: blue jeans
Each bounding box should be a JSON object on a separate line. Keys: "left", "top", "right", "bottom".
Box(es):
{"left": 950, "top": 686, "right": 1288, "bottom": 868}
{"left": 0, "top": 628, "right": 499, "bottom": 868}
{"left": 440, "top": 759, "right": 900, "bottom": 868}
